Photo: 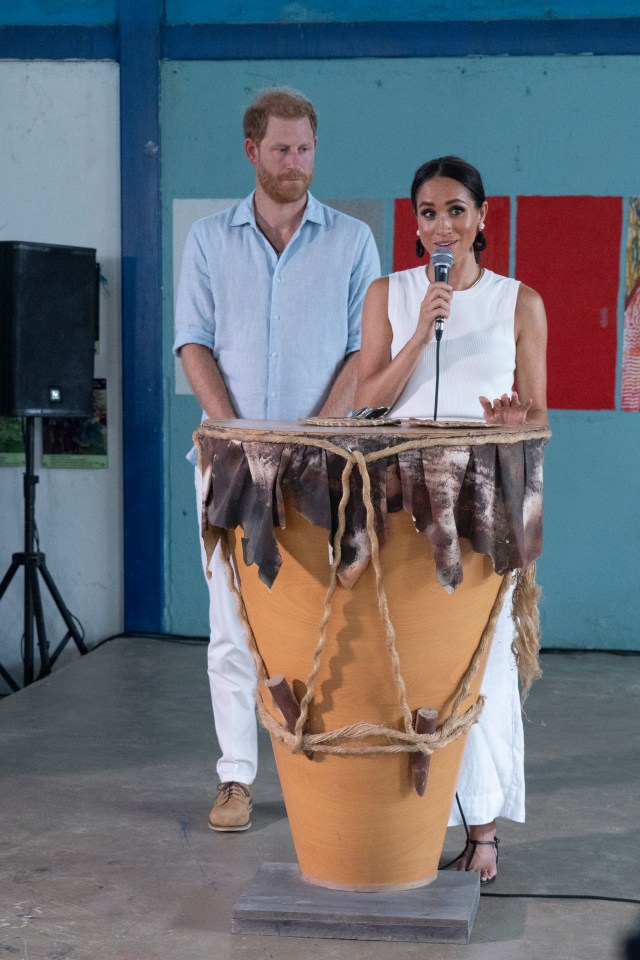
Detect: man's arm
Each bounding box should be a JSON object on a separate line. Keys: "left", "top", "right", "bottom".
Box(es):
{"left": 173, "top": 221, "right": 236, "bottom": 422}
{"left": 180, "top": 343, "right": 236, "bottom": 420}
{"left": 318, "top": 351, "right": 359, "bottom": 417}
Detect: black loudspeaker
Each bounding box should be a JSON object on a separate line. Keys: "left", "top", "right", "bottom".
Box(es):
{"left": 0, "top": 241, "right": 98, "bottom": 417}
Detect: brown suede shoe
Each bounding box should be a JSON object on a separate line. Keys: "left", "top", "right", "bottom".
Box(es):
{"left": 208, "top": 781, "right": 253, "bottom": 832}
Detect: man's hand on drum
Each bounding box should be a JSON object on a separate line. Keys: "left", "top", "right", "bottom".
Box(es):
{"left": 415, "top": 282, "right": 452, "bottom": 346}
{"left": 479, "top": 391, "right": 533, "bottom": 425}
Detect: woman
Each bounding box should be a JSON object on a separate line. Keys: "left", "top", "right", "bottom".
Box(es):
{"left": 355, "top": 156, "right": 548, "bottom": 883}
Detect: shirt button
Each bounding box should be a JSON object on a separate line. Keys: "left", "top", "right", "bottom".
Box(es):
{"left": 271, "top": 352, "right": 278, "bottom": 358}
{"left": 273, "top": 314, "right": 280, "bottom": 321}
{"left": 275, "top": 278, "right": 281, "bottom": 284}
{"left": 270, "top": 392, "right": 277, "bottom": 398}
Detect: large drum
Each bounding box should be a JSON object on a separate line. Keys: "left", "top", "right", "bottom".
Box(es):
{"left": 194, "top": 418, "right": 549, "bottom": 891}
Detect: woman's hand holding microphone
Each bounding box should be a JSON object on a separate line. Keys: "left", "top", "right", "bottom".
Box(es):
{"left": 415, "top": 282, "right": 453, "bottom": 346}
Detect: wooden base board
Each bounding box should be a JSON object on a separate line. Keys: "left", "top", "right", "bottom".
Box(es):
{"left": 231, "top": 863, "right": 480, "bottom": 943}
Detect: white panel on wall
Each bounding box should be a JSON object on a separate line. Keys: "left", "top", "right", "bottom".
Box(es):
{"left": 0, "top": 61, "right": 122, "bottom": 684}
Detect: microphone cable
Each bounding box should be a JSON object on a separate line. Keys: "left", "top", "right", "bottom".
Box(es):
{"left": 433, "top": 319, "right": 444, "bottom": 421}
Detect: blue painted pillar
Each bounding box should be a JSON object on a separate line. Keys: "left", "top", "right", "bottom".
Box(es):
{"left": 118, "top": 0, "right": 164, "bottom": 631}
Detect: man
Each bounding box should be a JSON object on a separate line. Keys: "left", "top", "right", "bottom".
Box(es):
{"left": 173, "top": 87, "right": 380, "bottom": 832}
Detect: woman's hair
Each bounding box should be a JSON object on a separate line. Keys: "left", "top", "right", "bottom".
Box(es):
{"left": 410, "top": 156, "right": 487, "bottom": 257}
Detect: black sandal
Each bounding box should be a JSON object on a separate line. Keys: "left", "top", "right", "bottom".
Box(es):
{"left": 465, "top": 836, "right": 500, "bottom": 885}
{"left": 440, "top": 795, "right": 500, "bottom": 884}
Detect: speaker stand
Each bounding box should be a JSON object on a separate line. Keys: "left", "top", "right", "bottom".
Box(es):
{"left": 0, "top": 417, "right": 88, "bottom": 690}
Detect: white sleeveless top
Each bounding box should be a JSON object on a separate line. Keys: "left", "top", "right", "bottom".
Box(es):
{"left": 389, "top": 267, "right": 519, "bottom": 420}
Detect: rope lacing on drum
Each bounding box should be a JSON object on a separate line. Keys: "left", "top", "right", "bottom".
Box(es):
{"left": 208, "top": 429, "right": 543, "bottom": 761}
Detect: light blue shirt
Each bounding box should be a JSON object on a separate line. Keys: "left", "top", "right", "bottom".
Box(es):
{"left": 173, "top": 191, "right": 380, "bottom": 459}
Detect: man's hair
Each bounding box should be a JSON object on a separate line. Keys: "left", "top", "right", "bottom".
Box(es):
{"left": 243, "top": 87, "right": 318, "bottom": 143}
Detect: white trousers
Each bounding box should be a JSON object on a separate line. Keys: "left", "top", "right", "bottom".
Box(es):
{"left": 195, "top": 469, "right": 258, "bottom": 785}
{"left": 448, "top": 583, "right": 525, "bottom": 826}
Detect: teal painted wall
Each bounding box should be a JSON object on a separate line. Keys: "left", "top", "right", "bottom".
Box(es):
{"left": 3, "top": 0, "right": 639, "bottom": 26}
{"left": 165, "top": 1, "right": 640, "bottom": 23}
{"left": 162, "top": 56, "right": 640, "bottom": 649}
{"left": 0, "top": 1, "right": 115, "bottom": 24}
{"left": 542, "top": 412, "right": 640, "bottom": 649}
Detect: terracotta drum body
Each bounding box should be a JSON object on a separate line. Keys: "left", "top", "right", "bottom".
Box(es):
{"left": 195, "top": 419, "right": 548, "bottom": 891}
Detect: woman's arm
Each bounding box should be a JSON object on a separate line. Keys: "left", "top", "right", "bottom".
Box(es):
{"left": 355, "top": 275, "right": 453, "bottom": 409}
{"left": 479, "top": 283, "right": 548, "bottom": 426}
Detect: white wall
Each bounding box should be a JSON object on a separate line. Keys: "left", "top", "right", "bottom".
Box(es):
{"left": 0, "top": 61, "right": 122, "bottom": 684}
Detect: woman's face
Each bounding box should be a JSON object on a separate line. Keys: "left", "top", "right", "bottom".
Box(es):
{"left": 415, "top": 176, "right": 487, "bottom": 262}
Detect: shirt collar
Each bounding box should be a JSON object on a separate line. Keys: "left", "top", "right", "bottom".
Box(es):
{"left": 230, "top": 190, "right": 326, "bottom": 228}
{"left": 302, "top": 192, "right": 326, "bottom": 226}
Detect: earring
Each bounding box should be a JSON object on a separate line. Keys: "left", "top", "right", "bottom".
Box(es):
{"left": 479, "top": 221, "right": 485, "bottom": 230}
{"left": 416, "top": 231, "right": 425, "bottom": 259}
{"left": 473, "top": 231, "right": 487, "bottom": 252}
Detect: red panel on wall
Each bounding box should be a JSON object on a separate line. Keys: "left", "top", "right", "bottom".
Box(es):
{"left": 393, "top": 197, "right": 510, "bottom": 274}
{"left": 393, "top": 198, "right": 421, "bottom": 272}
{"left": 482, "top": 196, "right": 510, "bottom": 277}
{"left": 516, "top": 196, "right": 622, "bottom": 410}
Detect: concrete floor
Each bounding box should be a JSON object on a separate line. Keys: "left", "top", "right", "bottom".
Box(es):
{"left": 1, "top": 638, "right": 639, "bottom": 960}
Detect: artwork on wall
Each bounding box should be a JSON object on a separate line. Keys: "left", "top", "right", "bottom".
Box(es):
{"left": 41, "top": 379, "right": 108, "bottom": 469}
{"left": 622, "top": 197, "right": 640, "bottom": 412}
{"left": 0, "top": 418, "right": 25, "bottom": 467}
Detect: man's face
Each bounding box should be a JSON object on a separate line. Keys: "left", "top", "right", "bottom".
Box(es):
{"left": 245, "top": 115, "right": 316, "bottom": 204}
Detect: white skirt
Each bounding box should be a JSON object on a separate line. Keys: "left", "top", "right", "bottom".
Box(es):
{"left": 448, "top": 584, "right": 525, "bottom": 826}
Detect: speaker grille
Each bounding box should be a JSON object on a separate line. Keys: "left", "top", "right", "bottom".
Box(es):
{"left": 0, "top": 241, "right": 97, "bottom": 418}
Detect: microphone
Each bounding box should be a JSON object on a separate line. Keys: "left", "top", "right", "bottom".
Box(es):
{"left": 431, "top": 246, "right": 454, "bottom": 341}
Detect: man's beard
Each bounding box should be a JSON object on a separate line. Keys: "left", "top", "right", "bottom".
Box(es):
{"left": 256, "top": 164, "right": 312, "bottom": 204}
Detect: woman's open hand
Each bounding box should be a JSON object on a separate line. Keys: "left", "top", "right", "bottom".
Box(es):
{"left": 479, "top": 391, "right": 532, "bottom": 425}
{"left": 416, "top": 281, "right": 453, "bottom": 345}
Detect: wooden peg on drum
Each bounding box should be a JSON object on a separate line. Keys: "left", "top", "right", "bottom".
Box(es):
{"left": 412, "top": 707, "right": 439, "bottom": 796}
{"left": 265, "top": 674, "right": 313, "bottom": 759}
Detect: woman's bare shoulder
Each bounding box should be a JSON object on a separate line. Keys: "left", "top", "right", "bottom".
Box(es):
{"left": 515, "top": 282, "right": 547, "bottom": 344}
{"left": 516, "top": 282, "right": 545, "bottom": 311}
{"left": 363, "top": 275, "right": 391, "bottom": 314}
{"left": 367, "top": 275, "right": 390, "bottom": 296}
